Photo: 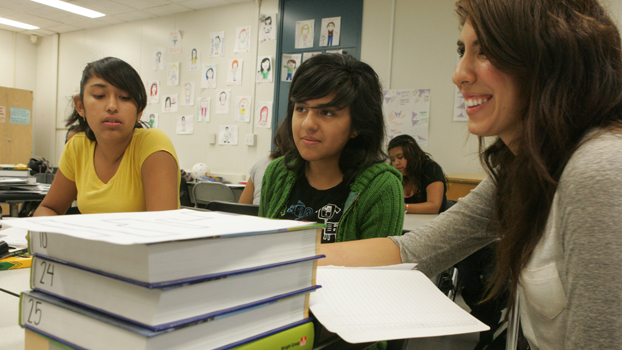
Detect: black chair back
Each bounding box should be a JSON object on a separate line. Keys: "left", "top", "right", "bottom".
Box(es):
{"left": 205, "top": 200, "right": 259, "bottom": 216}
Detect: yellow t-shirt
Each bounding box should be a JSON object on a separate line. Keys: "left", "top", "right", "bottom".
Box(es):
{"left": 60, "top": 128, "right": 180, "bottom": 214}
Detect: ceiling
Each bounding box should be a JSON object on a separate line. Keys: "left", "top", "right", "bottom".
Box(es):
{"left": 0, "top": 0, "right": 253, "bottom": 36}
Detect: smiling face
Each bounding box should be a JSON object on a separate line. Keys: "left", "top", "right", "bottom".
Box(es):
{"left": 75, "top": 76, "right": 140, "bottom": 144}
{"left": 292, "top": 93, "right": 355, "bottom": 167}
{"left": 452, "top": 21, "right": 522, "bottom": 146}
{"left": 207, "top": 68, "right": 214, "bottom": 79}
{"left": 261, "top": 59, "right": 270, "bottom": 71}
{"left": 388, "top": 146, "right": 407, "bottom": 176}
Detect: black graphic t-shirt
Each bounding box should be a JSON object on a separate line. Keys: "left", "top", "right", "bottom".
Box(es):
{"left": 279, "top": 175, "right": 350, "bottom": 243}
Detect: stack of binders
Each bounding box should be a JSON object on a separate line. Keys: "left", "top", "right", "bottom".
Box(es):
{"left": 8, "top": 209, "right": 323, "bottom": 350}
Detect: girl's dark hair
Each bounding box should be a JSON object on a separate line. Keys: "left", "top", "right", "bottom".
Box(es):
{"left": 65, "top": 57, "right": 147, "bottom": 141}
{"left": 455, "top": 0, "right": 622, "bottom": 305}
{"left": 388, "top": 134, "right": 432, "bottom": 192}
{"left": 282, "top": 53, "right": 387, "bottom": 183}
{"left": 260, "top": 57, "right": 271, "bottom": 72}
{"left": 265, "top": 16, "right": 272, "bottom": 25}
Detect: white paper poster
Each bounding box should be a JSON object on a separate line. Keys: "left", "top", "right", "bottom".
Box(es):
{"left": 168, "top": 30, "right": 182, "bottom": 54}
{"left": 453, "top": 86, "right": 468, "bottom": 122}
{"left": 216, "top": 89, "right": 231, "bottom": 115}
{"left": 281, "top": 54, "right": 301, "bottom": 82}
{"left": 256, "top": 56, "right": 273, "bottom": 83}
{"left": 320, "top": 17, "right": 341, "bottom": 47}
{"left": 255, "top": 101, "right": 273, "bottom": 129}
{"left": 234, "top": 26, "right": 251, "bottom": 53}
{"left": 147, "top": 81, "right": 159, "bottom": 104}
{"left": 295, "top": 19, "right": 314, "bottom": 49}
{"left": 142, "top": 113, "right": 158, "bottom": 129}
{"left": 453, "top": 55, "right": 468, "bottom": 122}
{"left": 235, "top": 96, "right": 252, "bottom": 123}
{"left": 181, "top": 82, "right": 195, "bottom": 106}
{"left": 202, "top": 64, "right": 217, "bottom": 89}
{"left": 188, "top": 47, "right": 200, "bottom": 71}
{"left": 302, "top": 52, "right": 322, "bottom": 62}
{"left": 383, "top": 89, "right": 431, "bottom": 146}
{"left": 227, "top": 59, "right": 243, "bottom": 86}
{"left": 162, "top": 94, "right": 178, "bottom": 113}
{"left": 219, "top": 125, "right": 238, "bottom": 145}
{"left": 167, "top": 62, "right": 180, "bottom": 86}
{"left": 153, "top": 48, "right": 165, "bottom": 70}
{"left": 177, "top": 115, "right": 193, "bottom": 134}
{"left": 259, "top": 14, "right": 276, "bottom": 42}
{"left": 210, "top": 31, "right": 225, "bottom": 57}
{"left": 197, "top": 97, "right": 210, "bottom": 122}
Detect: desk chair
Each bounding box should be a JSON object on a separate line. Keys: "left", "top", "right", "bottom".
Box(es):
{"left": 192, "top": 182, "right": 236, "bottom": 208}
{"left": 205, "top": 200, "right": 259, "bottom": 216}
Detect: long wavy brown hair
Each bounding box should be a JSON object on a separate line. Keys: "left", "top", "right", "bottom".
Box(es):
{"left": 455, "top": 0, "right": 622, "bottom": 305}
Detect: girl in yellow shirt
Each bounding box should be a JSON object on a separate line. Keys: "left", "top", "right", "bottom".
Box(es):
{"left": 34, "top": 57, "right": 180, "bottom": 215}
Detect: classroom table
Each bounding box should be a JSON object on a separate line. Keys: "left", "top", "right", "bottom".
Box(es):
{"left": 0, "top": 268, "right": 29, "bottom": 350}
{"left": 0, "top": 214, "right": 438, "bottom": 350}
{"left": 0, "top": 191, "right": 46, "bottom": 217}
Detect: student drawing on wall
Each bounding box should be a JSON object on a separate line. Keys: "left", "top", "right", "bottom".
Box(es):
{"left": 284, "top": 59, "right": 296, "bottom": 81}
{"left": 239, "top": 99, "right": 249, "bottom": 121}
{"left": 184, "top": 83, "right": 192, "bottom": 105}
{"left": 165, "top": 97, "right": 172, "bottom": 112}
{"left": 213, "top": 36, "right": 222, "bottom": 56}
{"left": 181, "top": 116, "right": 186, "bottom": 133}
{"left": 150, "top": 83, "right": 158, "bottom": 97}
{"left": 155, "top": 51, "right": 162, "bottom": 65}
{"left": 238, "top": 29, "right": 248, "bottom": 52}
{"left": 231, "top": 60, "right": 239, "bottom": 82}
{"left": 263, "top": 16, "right": 272, "bottom": 41}
{"left": 168, "top": 64, "right": 179, "bottom": 85}
{"left": 258, "top": 106, "right": 269, "bottom": 127}
{"left": 258, "top": 57, "right": 271, "bottom": 82}
{"left": 326, "top": 22, "right": 335, "bottom": 46}
{"left": 191, "top": 49, "right": 198, "bottom": 64}
{"left": 223, "top": 126, "right": 232, "bottom": 143}
{"left": 219, "top": 91, "right": 228, "bottom": 108}
{"left": 149, "top": 114, "right": 156, "bottom": 128}
{"left": 206, "top": 68, "right": 215, "bottom": 88}
{"left": 200, "top": 98, "right": 208, "bottom": 117}
{"left": 301, "top": 24, "right": 310, "bottom": 44}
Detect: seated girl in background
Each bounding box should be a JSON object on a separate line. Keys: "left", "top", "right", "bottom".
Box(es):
{"left": 259, "top": 54, "right": 404, "bottom": 243}
{"left": 34, "top": 57, "right": 180, "bottom": 216}
{"left": 388, "top": 134, "right": 447, "bottom": 214}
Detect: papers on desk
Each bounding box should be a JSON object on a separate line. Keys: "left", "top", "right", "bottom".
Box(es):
{"left": 310, "top": 265, "right": 488, "bottom": 343}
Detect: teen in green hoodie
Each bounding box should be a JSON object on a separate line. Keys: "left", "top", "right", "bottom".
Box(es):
{"left": 259, "top": 53, "right": 404, "bottom": 243}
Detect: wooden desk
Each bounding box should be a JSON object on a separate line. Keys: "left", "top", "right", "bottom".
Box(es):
{"left": 446, "top": 173, "right": 486, "bottom": 201}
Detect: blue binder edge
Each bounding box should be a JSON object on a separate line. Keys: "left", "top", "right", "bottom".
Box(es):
{"left": 23, "top": 285, "right": 320, "bottom": 332}
{"left": 33, "top": 254, "right": 325, "bottom": 289}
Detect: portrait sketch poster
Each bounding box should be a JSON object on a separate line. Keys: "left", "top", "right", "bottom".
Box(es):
{"left": 383, "top": 89, "right": 431, "bottom": 146}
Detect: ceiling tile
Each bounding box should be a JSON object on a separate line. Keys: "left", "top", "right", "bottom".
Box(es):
{"left": 4, "top": 13, "right": 62, "bottom": 28}
{"left": 112, "top": 0, "right": 173, "bottom": 10}
{"left": 0, "top": 0, "right": 39, "bottom": 12}
{"left": 46, "top": 23, "right": 81, "bottom": 33}
{"left": 143, "top": 4, "right": 192, "bottom": 16}
{"left": 109, "top": 10, "right": 158, "bottom": 22}
{"left": 178, "top": 0, "right": 229, "bottom": 10}
{"left": 69, "top": 0, "right": 136, "bottom": 16}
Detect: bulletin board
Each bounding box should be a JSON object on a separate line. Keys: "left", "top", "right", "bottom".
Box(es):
{"left": 273, "top": 0, "right": 364, "bottom": 133}
{"left": 0, "top": 86, "right": 33, "bottom": 164}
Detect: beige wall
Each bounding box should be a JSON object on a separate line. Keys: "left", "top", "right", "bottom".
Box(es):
{"left": 5, "top": 0, "right": 622, "bottom": 178}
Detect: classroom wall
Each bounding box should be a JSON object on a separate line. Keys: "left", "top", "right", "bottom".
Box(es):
{"left": 361, "top": 0, "right": 482, "bottom": 175}
{"left": 46, "top": 0, "right": 279, "bottom": 182}
{"left": 23, "top": 0, "right": 622, "bottom": 179}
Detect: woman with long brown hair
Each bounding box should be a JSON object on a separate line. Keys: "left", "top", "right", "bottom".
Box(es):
{"left": 319, "top": 0, "right": 622, "bottom": 348}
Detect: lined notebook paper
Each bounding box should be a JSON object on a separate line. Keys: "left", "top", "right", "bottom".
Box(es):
{"left": 310, "top": 265, "right": 488, "bottom": 343}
